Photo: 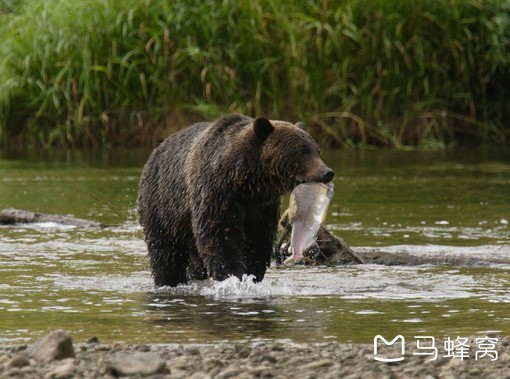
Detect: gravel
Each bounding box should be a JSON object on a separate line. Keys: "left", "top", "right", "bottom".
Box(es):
{"left": 1, "top": 331, "right": 509, "bottom": 378}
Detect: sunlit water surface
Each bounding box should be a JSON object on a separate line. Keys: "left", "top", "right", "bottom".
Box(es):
{"left": 1, "top": 148, "right": 509, "bottom": 345}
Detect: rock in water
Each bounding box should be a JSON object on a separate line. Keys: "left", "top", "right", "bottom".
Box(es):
{"left": 315, "top": 226, "right": 365, "bottom": 264}
{"left": 28, "top": 330, "right": 75, "bottom": 364}
{"left": 0, "top": 208, "right": 106, "bottom": 228}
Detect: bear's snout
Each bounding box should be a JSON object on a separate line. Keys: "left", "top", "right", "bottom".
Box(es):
{"left": 295, "top": 163, "right": 334, "bottom": 186}
{"left": 321, "top": 168, "right": 334, "bottom": 183}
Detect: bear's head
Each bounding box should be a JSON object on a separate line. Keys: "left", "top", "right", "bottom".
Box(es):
{"left": 254, "top": 117, "right": 334, "bottom": 192}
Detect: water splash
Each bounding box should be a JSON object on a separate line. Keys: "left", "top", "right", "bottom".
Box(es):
{"left": 157, "top": 274, "right": 295, "bottom": 299}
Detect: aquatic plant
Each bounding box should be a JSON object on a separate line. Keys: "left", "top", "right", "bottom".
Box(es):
{"left": 0, "top": 0, "right": 509, "bottom": 147}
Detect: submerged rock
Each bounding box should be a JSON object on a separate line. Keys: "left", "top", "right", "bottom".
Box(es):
{"left": 277, "top": 223, "right": 365, "bottom": 265}
{"left": 280, "top": 225, "right": 510, "bottom": 267}
{"left": 0, "top": 208, "right": 106, "bottom": 228}
{"left": 315, "top": 226, "right": 365, "bottom": 264}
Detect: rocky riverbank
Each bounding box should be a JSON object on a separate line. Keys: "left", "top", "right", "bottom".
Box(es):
{"left": 1, "top": 331, "right": 509, "bottom": 378}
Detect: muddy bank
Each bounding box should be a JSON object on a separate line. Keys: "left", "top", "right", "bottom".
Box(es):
{"left": 1, "top": 330, "right": 509, "bottom": 379}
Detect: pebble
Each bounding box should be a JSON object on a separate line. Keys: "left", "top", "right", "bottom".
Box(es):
{"left": 301, "top": 359, "right": 335, "bottom": 370}
{"left": 167, "top": 355, "right": 191, "bottom": 370}
{"left": 106, "top": 352, "right": 166, "bottom": 376}
{"left": 216, "top": 364, "right": 242, "bottom": 378}
{"left": 202, "top": 357, "right": 224, "bottom": 372}
{"left": 1, "top": 331, "right": 509, "bottom": 379}
{"left": 237, "top": 347, "right": 251, "bottom": 358}
{"left": 260, "top": 354, "right": 278, "bottom": 364}
{"left": 6, "top": 355, "right": 30, "bottom": 369}
{"left": 190, "top": 373, "right": 212, "bottom": 379}
{"left": 86, "top": 337, "right": 99, "bottom": 345}
{"left": 43, "top": 359, "right": 76, "bottom": 379}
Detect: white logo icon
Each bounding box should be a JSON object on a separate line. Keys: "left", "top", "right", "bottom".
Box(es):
{"left": 373, "top": 335, "right": 405, "bottom": 362}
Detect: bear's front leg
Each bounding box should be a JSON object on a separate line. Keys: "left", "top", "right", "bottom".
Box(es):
{"left": 203, "top": 249, "right": 247, "bottom": 282}
{"left": 192, "top": 204, "right": 249, "bottom": 282}
{"left": 199, "top": 229, "right": 249, "bottom": 281}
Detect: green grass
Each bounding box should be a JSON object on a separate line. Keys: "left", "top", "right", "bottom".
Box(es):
{"left": 0, "top": 0, "right": 509, "bottom": 147}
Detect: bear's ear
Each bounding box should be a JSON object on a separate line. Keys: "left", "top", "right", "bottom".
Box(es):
{"left": 253, "top": 117, "right": 274, "bottom": 141}
{"left": 295, "top": 121, "right": 305, "bottom": 130}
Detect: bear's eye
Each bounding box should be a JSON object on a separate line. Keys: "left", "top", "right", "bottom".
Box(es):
{"left": 300, "top": 148, "right": 310, "bottom": 156}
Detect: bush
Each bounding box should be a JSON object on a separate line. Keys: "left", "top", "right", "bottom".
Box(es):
{"left": 0, "top": 0, "right": 509, "bottom": 147}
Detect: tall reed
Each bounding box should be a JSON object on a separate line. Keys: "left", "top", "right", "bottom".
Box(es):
{"left": 0, "top": 0, "right": 509, "bottom": 147}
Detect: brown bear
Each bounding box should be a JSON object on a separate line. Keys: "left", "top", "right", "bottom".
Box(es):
{"left": 138, "top": 114, "right": 333, "bottom": 286}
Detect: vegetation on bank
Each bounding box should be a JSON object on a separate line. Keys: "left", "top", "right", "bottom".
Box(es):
{"left": 0, "top": 0, "right": 509, "bottom": 148}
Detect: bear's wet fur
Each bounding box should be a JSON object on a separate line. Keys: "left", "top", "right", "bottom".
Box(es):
{"left": 138, "top": 114, "right": 333, "bottom": 286}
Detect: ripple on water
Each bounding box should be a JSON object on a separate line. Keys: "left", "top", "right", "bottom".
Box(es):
{"left": 151, "top": 263, "right": 509, "bottom": 303}
{"left": 1, "top": 222, "right": 510, "bottom": 345}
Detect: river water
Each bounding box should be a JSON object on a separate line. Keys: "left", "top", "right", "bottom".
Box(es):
{"left": 0, "top": 148, "right": 509, "bottom": 345}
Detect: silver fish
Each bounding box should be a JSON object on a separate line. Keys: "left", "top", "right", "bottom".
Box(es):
{"left": 280, "top": 182, "right": 334, "bottom": 264}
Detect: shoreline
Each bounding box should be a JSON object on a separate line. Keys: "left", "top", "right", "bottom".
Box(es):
{"left": 1, "top": 331, "right": 508, "bottom": 378}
